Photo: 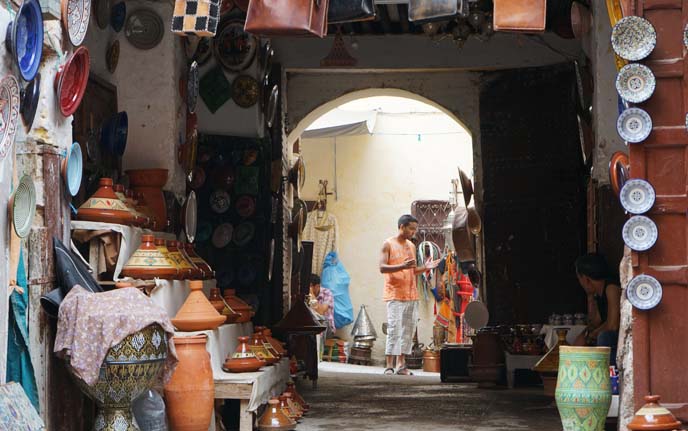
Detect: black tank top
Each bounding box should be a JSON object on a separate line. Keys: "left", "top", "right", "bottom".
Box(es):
{"left": 594, "top": 281, "right": 614, "bottom": 322}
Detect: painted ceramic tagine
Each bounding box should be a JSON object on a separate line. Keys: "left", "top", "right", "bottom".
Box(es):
{"left": 627, "top": 395, "right": 682, "bottom": 430}
{"left": 153, "top": 238, "right": 180, "bottom": 279}
{"left": 184, "top": 243, "right": 214, "bottom": 279}
{"left": 113, "top": 184, "right": 146, "bottom": 226}
{"left": 252, "top": 328, "right": 280, "bottom": 361}
{"left": 223, "top": 336, "right": 266, "bottom": 373}
{"left": 76, "top": 177, "right": 133, "bottom": 225}
{"left": 223, "top": 289, "right": 254, "bottom": 323}
{"left": 166, "top": 240, "right": 195, "bottom": 280}
{"left": 257, "top": 398, "right": 296, "bottom": 431}
{"left": 121, "top": 234, "right": 179, "bottom": 280}
{"left": 171, "top": 280, "right": 226, "bottom": 331}
{"left": 209, "top": 287, "right": 241, "bottom": 323}
{"left": 286, "top": 381, "right": 309, "bottom": 412}
{"left": 249, "top": 331, "right": 278, "bottom": 365}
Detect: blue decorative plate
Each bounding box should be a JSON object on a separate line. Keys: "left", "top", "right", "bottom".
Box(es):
{"left": 5, "top": 0, "right": 43, "bottom": 82}
{"left": 62, "top": 142, "right": 83, "bottom": 196}
{"left": 100, "top": 111, "right": 128, "bottom": 156}
{"left": 617, "top": 107, "right": 652, "bottom": 143}
{"left": 622, "top": 215, "right": 657, "bottom": 251}
{"left": 616, "top": 63, "right": 655, "bottom": 104}
{"left": 627, "top": 274, "right": 662, "bottom": 310}
{"left": 611, "top": 16, "right": 656, "bottom": 61}
{"left": 620, "top": 178, "right": 655, "bottom": 215}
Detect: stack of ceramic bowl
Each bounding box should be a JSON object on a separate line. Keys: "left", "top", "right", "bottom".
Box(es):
{"left": 611, "top": 15, "right": 663, "bottom": 313}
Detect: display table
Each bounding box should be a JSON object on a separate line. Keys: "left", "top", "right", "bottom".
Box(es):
{"left": 504, "top": 352, "right": 542, "bottom": 389}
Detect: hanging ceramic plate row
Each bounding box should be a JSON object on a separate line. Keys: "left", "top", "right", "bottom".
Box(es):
{"left": 627, "top": 274, "right": 662, "bottom": 310}
{"left": 0, "top": 75, "right": 21, "bottom": 162}
{"left": 187, "top": 61, "right": 199, "bottom": 114}
{"left": 93, "top": 0, "right": 110, "bottom": 29}
{"left": 10, "top": 175, "right": 37, "bottom": 238}
{"left": 619, "top": 178, "right": 655, "bottom": 214}
{"left": 611, "top": 16, "right": 656, "bottom": 61}
{"left": 608, "top": 151, "right": 629, "bottom": 197}
{"left": 183, "top": 190, "right": 197, "bottom": 243}
{"left": 61, "top": 0, "right": 91, "bottom": 46}
{"left": 5, "top": 0, "right": 43, "bottom": 81}
{"left": 62, "top": 142, "right": 83, "bottom": 196}
{"left": 20, "top": 74, "right": 40, "bottom": 131}
{"left": 125, "top": 8, "right": 164, "bottom": 50}
{"left": 55, "top": 46, "right": 90, "bottom": 117}
{"left": 622, "top": 215, "right": 658, "bottom": 251}
{"left": 214, "top": 20, "right": 258, "bottom": 72}
{"left": 615, "top": 63, "right": 655, "bottom": 104}
{"left": 617, "top": 107, "right": 652, "bottom": 143}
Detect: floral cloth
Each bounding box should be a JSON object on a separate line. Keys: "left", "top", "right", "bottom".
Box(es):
{"left": 0, "top": 382, "right": 44, "bottom": 430}
{"left": 55, "top": 286, "right": 178, "bottom": 387}
{"left": 316, "top": 287, "right": 335, "bottom": 331}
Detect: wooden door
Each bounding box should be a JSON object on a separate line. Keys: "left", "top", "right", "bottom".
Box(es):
{"left": 630, "top": 1, "right": 688, "bottom": 419}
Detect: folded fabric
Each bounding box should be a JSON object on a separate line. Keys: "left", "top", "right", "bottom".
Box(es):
{"left": 54, "top": 286, "right": 177, "bottom": 386}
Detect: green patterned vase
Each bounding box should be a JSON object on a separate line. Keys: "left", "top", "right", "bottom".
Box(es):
{"left": 68, "top": 324, "right": 168, "bottom": 431}
{"left": 555, "top": 346, "right": 612, "bottom": 431}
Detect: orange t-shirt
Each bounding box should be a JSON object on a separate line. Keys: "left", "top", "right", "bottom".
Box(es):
{"left": 382, "top": 237, "right": 418, "bottom": 302}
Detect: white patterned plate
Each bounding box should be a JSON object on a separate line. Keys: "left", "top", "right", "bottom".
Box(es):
{"left": 619, "top": 179, "right": 655, "bottom": 214}
{"left": 0, "top": 75, "right": 20, "bottom": 162}
{"left": 62, "top": 0, "right": 91, "bottom": 46}
{"left": 617, "top": 107, "right": 652, "bottom": 143}
{"left": 611, "top": 16, "right": 656, "bottom": 61}
{"left": 627, "top": 274, "right": 662, "bottom": 310}
{"left": 622, "top": 215, "right": 657, "bottom": 251}
{"left": 616, "top": 63, "right": 655, "bottom": 103}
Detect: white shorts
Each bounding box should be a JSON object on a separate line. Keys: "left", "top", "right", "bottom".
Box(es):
{"left": 385, "top": 300, "right": 419, "bottom": 356}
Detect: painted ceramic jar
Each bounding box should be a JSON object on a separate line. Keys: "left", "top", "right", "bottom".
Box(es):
{"left": 171, "top": 280, "right": 225, "bottom": 331}
{"left": 257, "top": 398, "right": 296, "bottom": 431}
{"left": 121, "top": 234, "right": 179, "bottom": 280}
{"left": 77, "top": 178, "right": 133, "bottom": 225}
{"left": 555, "top": 346, "right": 612, "bottom": 431}
{"left": 164, "top": 335, "right": 214, "bottom": 431}
{"left": 223, "top": 336, "right": 266, "bottom": 373}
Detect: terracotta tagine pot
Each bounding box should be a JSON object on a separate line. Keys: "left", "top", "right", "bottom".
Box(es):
{"left": 249, "top": 332, "right": 278, "bottom": 365}
{"left": 627, "top": 395, "right": 682, "bottom": 430}
{"left": 127, "top": 168, "right": 168, "bottom": 230}
{"left": 164, "top": 335, "right": 214, "bottom": 431}
{"left": 112, "top": 184, "right": 146, "bottom": 226}
{"left": 264, "top": 328, "right": 287, "bottom": 357}
{"left": 134, "top": 191, "right": 159, "bottom": 230}
{"left": 223, "top": 289, "right": 254, "bottom": 323}
{"left": 286, "top": 382, "right": 309, "bottom": 412}
{"left": 125, "top": 189, "right": 151, "bottom": 227}
{"left": 254, "top": 327, "right": 281, "bottom": 359}
{"left": 534, "top": 328, "right": 568, "bottom": 398}
{"left": 153, "top": 238, "right": 180, "bottom": 279}
{"left": 223, "top": 336, "right": 267, "bottom": 373}
{"left": 76, "top": 178, "right": 133, "bottom": 225}
{"left": 555, "top": 346, "right": 612, "bottom": 431}
{"left": 171, "top": 280, "right": 226, "bottom": 331}
{"left": 121, "top": 234, "right": 179, "bottom": 280}
{"left": 257, "top": 398, "right": 296, "bottom": 431}
{"left": 209, "top": 287, "right": 241, "bottom": 323}
{"left": 166, "top": 240, "right": 195, "bottom": 280}
{"left": 284, "top": 392, "right": 303, "bottom": 418}
{"left": 178, "top": 243, "right": 205, "bottom": 279}
{"left": 278, "top": 395, "right": 300, "bottom": 422}
{"left": 184, "top": 243, "right": 214, "bottom": 279}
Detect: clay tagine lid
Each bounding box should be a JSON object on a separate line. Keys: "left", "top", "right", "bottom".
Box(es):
{"left": 76, "top": 177, "right": 133, "bottom": 225}
{"left": 121, "top": 234, "right": 179, "bottom": 280}
{"left": 223, "top": 335, "right": 267, "bottom": 373}
{"left": 257, "top": 398, "right": 296, "bottom": 431}
{"left": 171, "top": 280, "right": 226, "bottom": 331}
{"left": 627, "top": 395, "right": 682, "bottom": 431}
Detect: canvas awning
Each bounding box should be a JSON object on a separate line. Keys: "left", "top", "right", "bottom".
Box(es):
{"left": 302, "top": 110, "right": 377, "bottom": 139}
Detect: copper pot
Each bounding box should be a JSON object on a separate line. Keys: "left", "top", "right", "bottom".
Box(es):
{"left": 422, "top": 349, "right": 440, "bottom": 373}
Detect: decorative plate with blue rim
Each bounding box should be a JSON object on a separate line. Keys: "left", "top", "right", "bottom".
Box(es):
{"left": 611, "top": 16, "right": 656, "bottom": 61}
{"left": 62, "top": 0, "right": 91, "bottom": 46}
{"left": 617, "top": 107, "right": 652, "bottom": 143}
{"left": 63, "top": 142, "right": 83, "bottom": 196}
{"left": 622, "top": 215, "right": 657, "bottom": 251}
{"left": 620, "top": 178, "right": 655, "bottom": 214}
{"left": 6, "top": 0, "right": 43, "bottom": 81}
{"left": 627, "top": 274, "right": 662, "bottom": 310}
{"left": 616, "top": 63, "right": 655, "bottom": 104}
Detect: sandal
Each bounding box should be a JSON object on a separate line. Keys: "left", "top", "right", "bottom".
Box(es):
{"left": 384, "top": 367, "right": 395, "bottom": 375}
{"left": 396, "top": 366, "right": 413, "bottom": 376}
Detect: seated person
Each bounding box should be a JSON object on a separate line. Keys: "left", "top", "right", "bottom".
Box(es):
{"left": 573, "top": 253, "right": 621, "bottom": 366}
{"left": 308, "top": 274, "right": 335, "bottom": 338}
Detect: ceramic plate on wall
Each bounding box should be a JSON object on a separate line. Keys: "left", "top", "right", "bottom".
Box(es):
{"left": 93, "top": 0, "right": 110, "bottom": 29}
{"left": 55, "top": 46, "right": 90, "bottom": 117}
{"left": 210, "top": 189, "right": 230, "bottom": 213}
{"left": 184, "top": 191, "right": 197, "bottom": 243}
{"left": 464, "top": 301, "right": 489, "bottom": 330}
{"left": 622, "top": 215, "right": 657, "bottom": 251}
{"left": 266, "top": 84, "right": 279, "bottom": 128}
{"left": 616, "top": 63, "right": 655, "bottom": 103}
{"left": 0, "top": 75, "right": 21, "bottom": 162}
{"left": 111, "top": 1, "right": 126, "bottom": 32}
{"left": 620, "top": 178, "right": 655, "bottom": 214}
{"left": 20, "top": 74, "right": 40, "bottom": 131}
{"left": 10, "top": 175, "right": 36, "bottom": 238}
{"left": 62, "top": 0, "right": 91, "bottom": 46}
{"left": 214, "top": 19, "right": 257, "bottom": 72}
{"left": 233, "top": 221, "right": 255, "bottom": 247}
{"left": 62, "top": 142, "right": 83, "bottom": 196}
{"left": 125, "top": 8, "right": 164, "bottom": 50}
{"left": 212, "top": 222, "right": 233, "bottom": 248}
{"left": 611, "top": 16, "right": 656, "bottom": 61}
{"left": 232, "top": 75, "right": 259, "bottom": 108}
{"left": 609, "top": 151, "right": 629, "bottom": 197}
{"left": 6, "top": 0, "right": 43, "bottom": 82}
{"left": 627, "top": 274, "right": 662, "bottom": 310}
{"left": 617, "top": 107, "right": 652, "bottom": 143}
{"left": 106, "top": 40, "right": 119, "bottom": 73}
{"left": 187, "top": 61, "right": 199, "bottom": 114}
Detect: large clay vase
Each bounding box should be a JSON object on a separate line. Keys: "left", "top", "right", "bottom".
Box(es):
{"left": 184, "top": 243, "right": 214, "bottom": 279}
{"left": 77, "top": 178, "right": 133, "bottom": 225}
{"left": 164, "top": 335, "right": 214, "bottom": 431}
{"left": 66, "top": 324, "right": 167, "bottom": 431}
{"left": 171, "top": 280, "right": 226, "bottom": 331}
{"left": 555, "top": 346, "right": 612, "bottom": 431}
{"left": 627, "top": 395, "right": 682, "bottom": 430}
{"left": 121, "top": 234, "right": 179, "bottom": 280}
{"left": 127, "top": 168, "right": 168, "bottom": 230}
{"left": 223, "top": 336, "right": 267, "bottom": 372}
{"left": 257, "top": 398, "right": 296, "bottom": 431}
{"left": 209, "top": 287, "right": 241, "bottom": 323}
{"left": 166, "top": 240, "right": 194, "bottom": 280}
{"left": 534, "top": 328, "right": 568, "bottom": 397}
{"left": 223, "top": 289, "right": 254, "bottom": 323}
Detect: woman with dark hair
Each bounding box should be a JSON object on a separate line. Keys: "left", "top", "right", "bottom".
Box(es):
{"left": 573, "top": 253, "right": 621, "bottom": 365}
